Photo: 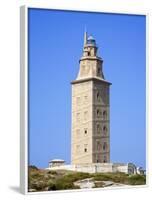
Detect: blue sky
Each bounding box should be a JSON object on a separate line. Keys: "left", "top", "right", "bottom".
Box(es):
{"left": 28, "top": 8, "right": 146, "bottom": 169}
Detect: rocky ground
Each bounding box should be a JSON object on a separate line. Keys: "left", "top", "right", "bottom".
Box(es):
{"left": 74, "top": 178, "right": 128, "bottom": 189}
{"left": 28, "top": 165, "right": 146, "bottom": 192}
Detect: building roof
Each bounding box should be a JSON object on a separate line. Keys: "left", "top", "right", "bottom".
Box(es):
{"left": 87, "top": 35, "right": 95, "bottom": 40}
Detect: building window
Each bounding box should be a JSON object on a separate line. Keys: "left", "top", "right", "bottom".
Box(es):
{"left": 84, "top": 144, "right": 88, "bottom": 152}
{"left": 97, "top": 124, "right": 101, "bottom": 134}
{"left": 103, "top": 110, "right": 107, "bottom": 120}
{"left": 103, "top": 156, "right": 107, "bottom": 163}
{"left": 84, "top": 128, "right": 88, "bottom": 135}
{"left": 103, "top": 142, "right": 107, "bottom": 150}
{"left": 97, "top": 109, "right": 101, "bottom": 118}
{"left": 96, "top": 154, "right": 100, "bottom": 163}
{"left": 97, "top": 141, "right": 101, "bottom": 151}
{"left": 97, "top": 67, "right": 101, "bottom": 75}
{"left": 103, "top": 126, "right": 107, "bottom": 134}
{"left": 96, "top": 91, "right": 101, "bottom": 101}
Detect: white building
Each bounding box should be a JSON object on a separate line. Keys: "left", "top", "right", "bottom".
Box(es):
{"left": 47, "top": 162, "right": 137, "bottom": 175}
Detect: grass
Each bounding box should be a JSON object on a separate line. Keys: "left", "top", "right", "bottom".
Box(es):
{"left": 93, "top": 172, "right": 129, "bottom": 183}
{"left": 127, "top": 174, "right": 146, "bottom": 185}
{"left": 92, "top": 172, "right": 146, "bottom": 185}
{"left": 28, "top": 166, "right": 146, "bottom": 192}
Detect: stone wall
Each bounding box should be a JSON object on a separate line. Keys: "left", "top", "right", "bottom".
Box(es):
{"left": 47, "top": 163, "right": 137, "bottom": 175}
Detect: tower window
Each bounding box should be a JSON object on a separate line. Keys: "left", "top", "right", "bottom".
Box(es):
{"left": 103, "top": 126, "right": 107, "bottom": 134}
{"left": 103, "top": 142, "right": 107, "bottom": 150}
{"left": 96, "top": 154, "right": 100, "bottom": 163}
{"left": 97, "top": 141, "right": 101, "bottom": 150}
{"left": 97, "top": 124, "right": 101, "bottom": 134}
{"left": 84, "top": 144, "right": 88, "bottom": 152}
{"left": 97, "top": 109, "right": 101, "bottom": 118}
{"left": 103, "top": 156, "right": 107, "bottom": 163}
{"left": 84, "top": 128, "right": 88, "bottom": 135}
{"left": 88, "top": 51, "right": 91, "bottom": 56}
{"left": 97, "top": 91, "right": 101, "bottom": 101}
{"left": 97, "top": 67, "right": 101, "bottom": 75}
{"left": 103, "top": 111, "right": 107, "bottom": 120}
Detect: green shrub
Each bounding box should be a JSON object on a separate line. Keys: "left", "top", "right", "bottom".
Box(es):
{"left": 47, "top": 170, "right": 57, "bottom": 175}
{"left": 30, "top": 171, "right": 44, "bottom": 179}
{"left": 61, "top": 172, "right": 91, "bottom": 183}
{"left": 28, "top": 167, "right": 146, "bottom": 192}
{"left": 127, "top": 175, "right": 146, "bottom": 185}
{"left": 48, "top": 182, "right": 57, "bottom": 191}
{"left": 93, "top": 172, "right": 129, "bottom": 183}
{"left": 29, "top": 165, "right": 38, "bottom": 170}
{"left": 28, "top": 180, "right": 47, "bottom": 191}
{"left": 47, "top": 179, "right": 80, "bottom": 190}
{"left": 48, "top": 172, "right": 89, "bottom": 190}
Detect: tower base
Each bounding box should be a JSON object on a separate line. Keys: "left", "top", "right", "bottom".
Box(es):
{"left": 46, "top": 162, "right": 140, "bottom": 175}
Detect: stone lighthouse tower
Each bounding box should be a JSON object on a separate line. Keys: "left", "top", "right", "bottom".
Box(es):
{"left": 71, "top": 31, "right": 111, "bottom": 165}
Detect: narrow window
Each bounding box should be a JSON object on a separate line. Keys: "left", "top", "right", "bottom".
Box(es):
{"left": 103, "top": 156, "right": 107, "bottom": 163}
{"left": 97, "top": 141, "right": 101, "bottom": 150}
{"left": 84, "top": 128, "right": 88, "bottom": 135}
{"left": 84, "top": 144, "right": 88, "bottom": 152}
{"left": 103, "top": 111, "right": 107, "bottom": 120}
{"left": 97, "top": 124, "right": 101, "bottom": 134}
{"left": 103, "top": 126, "right": 107, "bottom": 134}
{"left": 96, "top": 154, "right": 100, "bottom": 163}
{"left": 103, "top": 142, "right": 107, "bottom": 150}
{"left": 97, "top": 92, "right": 100, "bottom": 101}
{"left": 97, "top": 67, "right": 101, "bottom": 75}
{"left": 97, "top": 109, "right": 101, "bottom": 117}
